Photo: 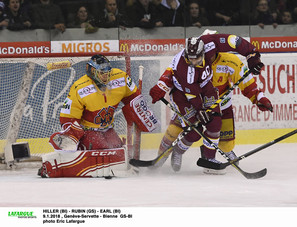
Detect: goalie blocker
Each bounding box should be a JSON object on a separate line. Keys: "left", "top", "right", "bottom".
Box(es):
{"left": 122, "top": 94, "right": 159, "bottom": 132}
{"left": 40, "top": 94, "right": 159, "bottom": 178}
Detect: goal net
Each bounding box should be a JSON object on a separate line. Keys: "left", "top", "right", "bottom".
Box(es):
{"left": 0, "top": 52, "right": 133, "bottom": 166}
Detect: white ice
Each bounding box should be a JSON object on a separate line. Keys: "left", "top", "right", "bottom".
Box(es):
{"left": 0, "top": 143, "right": 296, "bottom": 226}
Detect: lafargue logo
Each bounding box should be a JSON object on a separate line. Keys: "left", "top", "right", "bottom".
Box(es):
{"left": 8, "top": 211, "right": 37, "bottom": 218}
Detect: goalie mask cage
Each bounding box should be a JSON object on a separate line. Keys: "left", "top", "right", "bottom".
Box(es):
{"left": 0, "top": 52, "right": 134, "bottom": 166}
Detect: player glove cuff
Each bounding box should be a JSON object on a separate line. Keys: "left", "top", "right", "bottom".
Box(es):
{"left": 196, "top": 110, "right": 213, "bottom": 125}
{"left": 149, "top": 81, "right": 170, "bottom": 104}
{"left": 256, "top": 92, "right": 273, "bottom": 112}
{"left": 247, "top": 52, "right": 264, "bottom": 75}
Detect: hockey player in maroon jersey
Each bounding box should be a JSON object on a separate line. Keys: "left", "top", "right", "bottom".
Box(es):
{"left": 38, "top": 54, "right": 159, "bottom": 178}
{"left": 149, "top": 33, "right": 267, "bottom": 173}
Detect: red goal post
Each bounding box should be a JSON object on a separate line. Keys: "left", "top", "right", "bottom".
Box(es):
{"left": 0, "top": 52, "right": 137, "bottom": 167}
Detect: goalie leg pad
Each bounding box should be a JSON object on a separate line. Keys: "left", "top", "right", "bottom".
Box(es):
{"left": 122, "top": 94, "right": 159, "bottom": 132}
{"left": 40, "top": 148, "right": 128, "bottom": 178}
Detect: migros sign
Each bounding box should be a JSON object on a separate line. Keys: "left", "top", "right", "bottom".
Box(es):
{"left": 62, "top": 42, "right": 110, "bottom": 52}
{"left": 51, "top": 40, "right": 119, "bottom": 53}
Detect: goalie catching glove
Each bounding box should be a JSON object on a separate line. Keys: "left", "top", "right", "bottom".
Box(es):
{"left": 49, "top": 121, "right": 84, "bottom": 151}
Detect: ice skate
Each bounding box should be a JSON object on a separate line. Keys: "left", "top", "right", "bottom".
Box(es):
{"left": 200, "top": 145, "right": 226, "bottom": 175}
{"left": 225, "top": 150, "right": 239, "bottom": 165}
{"left": 171, "top": 150, "right": 182, "bottom": 172}
{"left": 203, "top": 158, "right": 226, "bottom": 175}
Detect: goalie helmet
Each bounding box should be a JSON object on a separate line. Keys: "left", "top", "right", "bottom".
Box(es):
{"left": 185, "top": 37, "right": 205, "bottom": 66}
{"left": 86, "top": 54, "right": 112, "bottom": 88}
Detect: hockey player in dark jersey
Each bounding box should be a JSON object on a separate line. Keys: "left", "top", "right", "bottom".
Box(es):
{"left": 149, "top": 33, "right": 265, "bottom": 172}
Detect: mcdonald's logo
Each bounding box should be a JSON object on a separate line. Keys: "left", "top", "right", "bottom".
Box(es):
{"left": 252, "top": 41, "right": 260, "bottom": 50}
{"left": 120, "top": 43, "right": 129, "bottom": 52}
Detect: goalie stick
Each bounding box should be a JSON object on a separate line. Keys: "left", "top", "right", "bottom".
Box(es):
{"left": 197, "top": 128, "right": 297, "bottom": 170}
{"left": 132, "top": 65, "right": 144, "bottom": 160}
{"left": 127, "top": 65, "right": 144, "bottom": 160}
{"left": 129, "top": 69, "right": 253, "bottom": 169}
{"left": 160, "top": 98, "right": 267, "bottom": 179}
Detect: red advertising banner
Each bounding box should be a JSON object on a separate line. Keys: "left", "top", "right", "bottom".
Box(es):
{"left": 119, "top": 39, "right": 184, "bottom": 56}
{"left": 0, "top": 41, "right": 51, "bottom": 57}
{"left": 250, "top": 36, "right": 297, "bottom": 53}
{"left": 1, "top": 37, "right": 296, "bottom": 58}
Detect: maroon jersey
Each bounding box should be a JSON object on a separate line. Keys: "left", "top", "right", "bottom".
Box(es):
{"left": 166, "top": 34, "right": 257, "bottom": 111}
{"left": 200, "top": 34, "right": 256, "bottom": 59}
{"left": 170, "top": 49, "right": 214, "bottom": 111}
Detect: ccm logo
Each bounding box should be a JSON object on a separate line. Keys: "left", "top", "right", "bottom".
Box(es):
{"left": 220, "top": 131, "right": 233, "bottom": 136}
{"left": 91, "top": 151, "right": 117, "bottom": 156}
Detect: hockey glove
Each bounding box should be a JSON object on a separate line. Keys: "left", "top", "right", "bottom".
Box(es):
{"left": 196, "top": 110, "right": 214, "bottom": 125}
{"left": 150, "top": 79, "right": 173, "bottom": 104}
{"left": 149, "top": 84, "right": 166, "bottom": 104}
{"left": 256, "top": 92, "right": 273, "bottom": 112}
{"left": 247, "top": 52, "right": 264, "bottom": 75}
{"left": 150, "top": 70, "right": 173, "bottom": 104}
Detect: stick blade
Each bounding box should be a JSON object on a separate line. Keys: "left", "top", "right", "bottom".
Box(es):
{"left": 129, "top": 158, "right": 154, "bottom": 167}
{"left": 232, "top": 163, "right": 267, "bottom": 179}
{"left": 242, "top": 168, "right": 267, "bottom": 179}
{"left": 197, "top": 158, "right": 267, "bottom": 179}
{"left": 196, "top": 158, "right": 228, "bottom": 170}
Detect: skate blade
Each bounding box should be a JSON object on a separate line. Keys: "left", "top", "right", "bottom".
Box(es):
{"left": 203, "top": 168, "right": 226, "bottom": 175}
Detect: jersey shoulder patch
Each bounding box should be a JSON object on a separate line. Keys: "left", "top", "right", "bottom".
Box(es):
{"left": 126, "top": 76, "right": 136, "bottom": 91}
{"left": 227, "top": 35, "right": 242, "bottom": 49}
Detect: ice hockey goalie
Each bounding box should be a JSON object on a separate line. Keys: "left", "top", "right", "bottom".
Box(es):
{"left": 38, "top": 54, "right": 159, "bottom": 178}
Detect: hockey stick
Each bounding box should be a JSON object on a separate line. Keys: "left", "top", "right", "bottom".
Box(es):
{"left": 132, "top": 65, "right": 144, "bottom": 160}
{"left": 206, "top": 69, "right": 251, "bottom": 112}
{"left": 129, "top": 70, "right": 253, "bottom": 168}
{"left": 160, "top": 98, "right": 267, "bottom": 179}
{"left": 129, "top": 128, "right": 191, "bottom": 167}
{"left": 129, "top": 112, "right": 218, "bottom": 167}
{"left": 197, "top": 128, "right": 297, "bottom": 170}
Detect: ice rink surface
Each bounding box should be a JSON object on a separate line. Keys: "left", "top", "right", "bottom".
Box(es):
{"left": 0, "top": 143, "right": 296, "bottom": 226}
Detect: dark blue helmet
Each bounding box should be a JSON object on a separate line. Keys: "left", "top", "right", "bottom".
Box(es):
{"left": 86, "top": 54, "right": 111, "bottom": 86}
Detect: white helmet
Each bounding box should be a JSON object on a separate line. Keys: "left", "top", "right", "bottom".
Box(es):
{"left": 185, "top": 37, "right": 204, "bottom": 59}
{"left": 201, "top": 29, "right": 218, "bottom": 36}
